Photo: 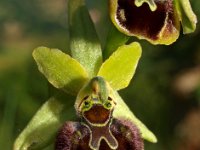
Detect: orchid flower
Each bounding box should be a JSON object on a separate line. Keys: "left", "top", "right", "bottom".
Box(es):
{"left": 109, "top": 0, "right": 197, "bottom": 45}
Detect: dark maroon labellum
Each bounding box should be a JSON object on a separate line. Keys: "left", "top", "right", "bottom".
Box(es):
{"left": 55, "top": 119, "right": 144, "bottom": 150}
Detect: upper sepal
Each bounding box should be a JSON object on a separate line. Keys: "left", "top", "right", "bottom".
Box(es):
{"left": 69, "top": 0, "right": 102, "bottom": 77}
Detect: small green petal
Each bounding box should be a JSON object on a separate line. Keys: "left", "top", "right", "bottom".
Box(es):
{"left": 13, "top": 94, "right": 76, "bottom": 150}
{"left": 69, "top": 0, "right": 102, "bottom": 77}
{"left": 175, "top": 0, "right": 197, "bottom": 34}
{"left": 112, "top": 91, "right": 157, "bottom": 143}
{"left": 98, "top": 42, "right": 142, "bottom": 91}
{"left": 33, "top": 47, "right": 89, "bottom": 95}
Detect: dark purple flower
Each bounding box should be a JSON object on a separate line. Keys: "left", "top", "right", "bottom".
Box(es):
{"left": 109, "top": 0, "right": 197, "bottom": 45}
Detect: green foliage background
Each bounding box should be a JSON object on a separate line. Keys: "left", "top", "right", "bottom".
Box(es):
{"left": 0, "top": 0, "right": 200, "bottom": 149}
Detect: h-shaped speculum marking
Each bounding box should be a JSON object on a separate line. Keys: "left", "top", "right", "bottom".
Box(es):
{"left": 135, "top": 0, "right": 157, "bottom": 11}
{"left": 82, "top": 121, "right": 118, "bottom": 150}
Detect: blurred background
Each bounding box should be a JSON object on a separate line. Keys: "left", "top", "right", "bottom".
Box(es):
{"left": 0, "top": 0, "right": 200, "bottom": 149}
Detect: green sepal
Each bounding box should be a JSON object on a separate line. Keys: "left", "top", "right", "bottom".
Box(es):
{"left": 33, "top": 47, "right": 89, "bottom": 95}
{"left": 103, "top": 24, "right": 130, "bottom": 59}
{"left": 69, "top": 0, "right": 102, "bottom": 77}
{"left": 175, "top": 0, "right": 197, "bottom": 34}
{"left": 13, "top": 92, "right": 76, "bottom": 150}
{"left": 98, "top": 42, "right": 142, "bottom": 91}
{"left": 112, "top": 91, "right": 157, "bottom": 143}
